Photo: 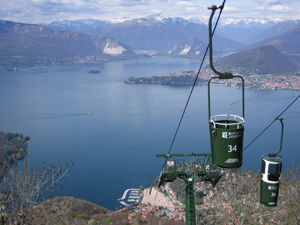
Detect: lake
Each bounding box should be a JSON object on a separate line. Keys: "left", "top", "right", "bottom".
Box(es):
{"left": 0, "top": 57, "right": 299, "bottom": 210}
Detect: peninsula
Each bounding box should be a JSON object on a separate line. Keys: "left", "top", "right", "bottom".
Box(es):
{"left": 125, "top": 69, "right": 300, "bottom": 91}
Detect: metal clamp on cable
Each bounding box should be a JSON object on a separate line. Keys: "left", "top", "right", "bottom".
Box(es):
{"left": 208, "top": 5, "right": 233, "bottom": 79}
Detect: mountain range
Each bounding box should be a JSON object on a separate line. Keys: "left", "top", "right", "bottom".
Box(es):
{"left": 39, "top": 14, "right": 300, "bottom": 59}
{"left": 1, "top": 14, "right": 300, "bottom": 75}
{"left": 43, "top": 14, "right": 300, "bottom": 75}
{"left": 44, "top": 14, "right": 300, "bottom": 45}
{"left": 0, "top": 20, "right": 136, "bottom": 69}
{"left": 45, "top": 14, "right": 246, "bottom": 54}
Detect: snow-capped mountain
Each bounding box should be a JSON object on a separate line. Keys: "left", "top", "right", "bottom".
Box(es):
{"left": 43, "top": 19, "right": 112, "bottom": 32}
{"left": 82, "top": 14, "right": 245, "bottom": 54}
{"left": 41, "top": 14, "right": 300, "bottom": 54}
{"left": 185, "top": 15, "right": 300, "bottom": 44}
{"left": 188, "top": 16, "right": 286, "bottom": 28}
{"left": 43, "top": 13, "right": 189, "bottom": 32}
{"left": 168, "top": 38, "right": 206, "bottom": 56}
{"left": 216, "top": 18, "right": 300, "bottom": 44}
{"left": 144, "top": 13, "right": 188, "bottom": 25}
{"left": 217, "top": 17, "right": 285, "bottom": 27}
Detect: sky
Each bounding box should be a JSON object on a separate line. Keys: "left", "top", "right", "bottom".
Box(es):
{"left": 1, "top": 0, "right": 300, "bottom": 24}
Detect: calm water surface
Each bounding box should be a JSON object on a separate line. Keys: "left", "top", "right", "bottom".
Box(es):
{"left": 0, "top": 57, "right": 299, "bottom": 210}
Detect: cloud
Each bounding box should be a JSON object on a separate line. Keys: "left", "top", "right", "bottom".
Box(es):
{"left": 280, "top": 0, "right": 300, "bottom": 2}
{"left": 118, "top": 0, "right": 148, "bottom": 7}
{"left": 185, "top": 7, "right": 197, "bottom": 12}
{"left": 223, "top": 6, "right": 240, "bottom": 13}
{"left": 256, "top": 0, "right": 300, "bottom": 5}
{"left": 270, "top": 4, "right": 292, "bottom": 11}
{"left": 254, "top": 6, "right": 267, "bottom": 10}
{"left": 177, "top": 1, "right": 194, "bottom": 6}
{"left": 1, "top": 0, "right": 299, "bottom": 23}
{"left": 258, "top": 0, "right": 281, "bottom": 5}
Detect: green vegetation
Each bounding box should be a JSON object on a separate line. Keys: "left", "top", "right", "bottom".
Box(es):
{"left": 91, "top": 220, "right": 98, "bottom": 225}
{"left": 139, "top": 185, "right": 144, "bottom": 194}
{"left": 170, "top": 179, "right": 186, "bottom": 204}
{"left": 104, "top": 217, "right": 114, "bottom": 223}
{"left": 76, "top": 213, "right": 89, "bottom": 220}
{"left": 0, "top": 132, "right": 30, "bottom": 178}
{"left": 125, "top": 74, "right": 205, "bottom": 86}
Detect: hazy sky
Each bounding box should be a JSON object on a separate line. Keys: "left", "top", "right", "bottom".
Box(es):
{"left": 1, "top": 0, "right": 300, "bottom": 24}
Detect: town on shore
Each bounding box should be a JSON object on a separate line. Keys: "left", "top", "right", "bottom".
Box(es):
{"left": 125, "top": 69, "right": 300, "bottom": 91}
{"left": 116, "top": 179, "right": 216, "bottom": 223}
{"left": 116, "top": 168, "right": 292, "bottom": 224}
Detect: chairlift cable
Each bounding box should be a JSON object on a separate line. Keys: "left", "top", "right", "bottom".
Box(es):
{"left": 165, "top": 0, "right": 227, "bottom": 159}
{"left": 243, "top": 94, "right": 300, "bottom": 152}
{"left": 150, "top": 2, "right": 227, "bottom": 225}
{"left": 156, "top": 0, "right": 226, "bottom": 190}
{"left": 156, "top": 2, "right": 227, "bottom": 187}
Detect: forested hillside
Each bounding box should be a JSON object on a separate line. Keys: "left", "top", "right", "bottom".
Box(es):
{"left": 0, "top": 132, "right": 30, "bottom": 177}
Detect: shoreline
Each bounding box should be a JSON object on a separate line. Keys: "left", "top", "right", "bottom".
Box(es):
{"left": 125, "top": 70, "right": 300, "bottom": 91}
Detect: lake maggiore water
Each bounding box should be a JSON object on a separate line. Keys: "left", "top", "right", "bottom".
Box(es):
{"left": 0, "top": 57, "right": 299, "bottom": 210}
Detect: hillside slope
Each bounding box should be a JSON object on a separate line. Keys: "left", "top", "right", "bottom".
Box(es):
{"left": 21, "top": 196, "right": 184, "bottom": 225}
{"left": 253, "top": 25, "right": 300, "bottom": 54}
{"left": 214, "top": 45, "right": 300, "bottom": 75}
{"left": 84, "top": 17, "right": 246, "bottom": 54}
{"left": 0, "top": 20, "right": 136, "bottom": 69}
{"left": 17, "top": 166, "right": 300, "bottom": 224}
{"left": 0, "top": 132, "right": 30, "bottom": 177}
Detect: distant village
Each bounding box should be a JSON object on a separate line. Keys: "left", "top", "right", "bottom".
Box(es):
{"left": 125, "top": 69, "right": 300, "bottom": 91}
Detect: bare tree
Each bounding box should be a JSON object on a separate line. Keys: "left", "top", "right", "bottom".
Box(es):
{"left": 0, "top": 158, "right": 73, "bottom": 225}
